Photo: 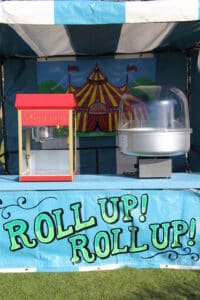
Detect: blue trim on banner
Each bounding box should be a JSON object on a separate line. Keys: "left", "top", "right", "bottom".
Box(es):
{"left": 54, "top": 1, "right": 125, "bottom": 25}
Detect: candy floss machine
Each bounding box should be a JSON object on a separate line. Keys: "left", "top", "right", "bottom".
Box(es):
{"left": 118, "top": 85, "right": 191, "bottom": 178}
{"left": 15, "top": 93, "right": 76, "bottom": 182}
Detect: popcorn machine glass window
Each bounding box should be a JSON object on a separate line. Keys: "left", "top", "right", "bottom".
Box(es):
{"left": 15, "top": 94, "right": 76, "bottom": 182}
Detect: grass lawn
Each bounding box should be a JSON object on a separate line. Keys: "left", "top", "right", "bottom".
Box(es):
{"left": 0, "top": 268, "right": 200, "bottom": 300}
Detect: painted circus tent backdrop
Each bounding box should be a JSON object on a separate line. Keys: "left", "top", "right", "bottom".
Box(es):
{"left": 37, "top": 58, "right": 155, "bottom": 135}
{"left": 75, "top": 64, "right": 123, "bottom": 133}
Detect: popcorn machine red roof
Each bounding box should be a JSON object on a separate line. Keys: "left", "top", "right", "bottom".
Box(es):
{"left": 15, "top": 94, "right": 76, "bottom": 182}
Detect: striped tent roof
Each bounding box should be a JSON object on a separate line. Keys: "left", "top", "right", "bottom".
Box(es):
{"left": 75, "top": 65, "right": 124, "bottom": 132}
{"left": 0, "top": 1, "right": 199, "bottom": 26}
{"left": 65, "top": 85, "right": 79, "bottom": 94}
{"left": 0, "top": 1, "right": 200, "bottom": 57}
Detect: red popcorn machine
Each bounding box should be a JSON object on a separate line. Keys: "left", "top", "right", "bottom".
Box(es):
{"left": 15, "top": 93, "right": 76, "bottom": 182}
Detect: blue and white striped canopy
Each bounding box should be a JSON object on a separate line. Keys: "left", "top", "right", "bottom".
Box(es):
{"left": 0, "top": 0, "right": 200, "bottom": 57}
{"left": 0, "top": 0, "right": 199, "bottom": 25}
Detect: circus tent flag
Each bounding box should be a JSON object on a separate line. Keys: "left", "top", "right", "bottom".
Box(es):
{"left": 68, "top": 65, "right": 79, "bottom": 86}
{"left": 126, "top": 64, "right": 137, "bottom": 84}
{"left": 127, "top": 65, "right": 137, "bottom": 72}
{"left": 68, "top": 65, "right": 79, "bottom": 71}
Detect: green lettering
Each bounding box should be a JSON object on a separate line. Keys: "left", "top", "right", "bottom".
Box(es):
{"left": 52, "top": 208, "right": 74, "bottom": 239}
{"left": 129, "top": 226, "right": 148, "bottom": 253}
{"left": 171, "top": 220, "right": 188, "bottom": 248}
{"left": 149, "top": 222, "right": 170, "bottom": 250}
{"left": 68, "top": 234, "right": 95, "bottom": 264}
{"left": 34, "top": 212, "right": 55, "bottom": 243}
{"left": 94, "top": 231, "right": 110, "bottom": 258}
{"left": 70, "top": 202, "right": 97, "bottom": 232}
{"left": 98, "top": 197, "right": 120, "bottom": 224}
{"left": 3, "top": 219, "right": 37, "bottom": 251}
{"left": 121, "top": 194, "right": 138, "bottom": 222}
{"left": 111, "top": 228, "right": 128, "bottom": 255}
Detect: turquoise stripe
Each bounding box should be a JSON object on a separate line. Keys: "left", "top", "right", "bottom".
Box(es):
{"left": 198, "top": 0, "right": 200, "bottom": 19}
{"left": 54, "top": 1, "right": 125, "bottom": 25}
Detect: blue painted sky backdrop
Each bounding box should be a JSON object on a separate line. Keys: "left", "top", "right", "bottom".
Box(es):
{"left": 37, "top": 57, "right": 156, "bottom": 89}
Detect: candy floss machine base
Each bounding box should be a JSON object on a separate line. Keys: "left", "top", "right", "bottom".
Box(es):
{"left": 118, "top": 85, "right": 191, "bottom": 178}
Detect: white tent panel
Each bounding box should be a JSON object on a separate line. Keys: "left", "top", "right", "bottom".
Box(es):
{"left": 126, "top": 0, "right": 200, "bottom": 23}
{"left": 116, "top": 23, "right": 176, "bottom": 54}
{"left": 10, "top": 24, "right": 76, "bottom": 56}
{"left": 0, "top": 1, "right": 54, "bottom": 25}
{"left": 0, "top": 1, "right": 199, "bottom": 26}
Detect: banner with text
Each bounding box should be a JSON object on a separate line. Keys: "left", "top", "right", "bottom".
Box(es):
{"left": 0, "top": 189, "right": 199, "bottom": 272}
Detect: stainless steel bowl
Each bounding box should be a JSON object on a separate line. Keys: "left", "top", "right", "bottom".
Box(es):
{"left": 118, "top": 128, "right": 191, "bottom": 157}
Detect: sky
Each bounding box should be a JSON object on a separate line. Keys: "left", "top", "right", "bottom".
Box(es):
{"left": 37, "top": 56, "right": 156, "bottom": 89}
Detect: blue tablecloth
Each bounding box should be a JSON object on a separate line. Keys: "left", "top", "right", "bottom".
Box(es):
{"left": 0, "top": 173, "right": 200, "bottom": 191}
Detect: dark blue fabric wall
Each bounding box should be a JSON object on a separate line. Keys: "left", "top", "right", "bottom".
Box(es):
{"left": 4, "top": 58, "right": 37, "bottom": 174}
{"left": 156, "top": 51, "right": 189, "bottom": 172}
{"left": 190, "top": 50, "right": 200, "bottom": 171}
